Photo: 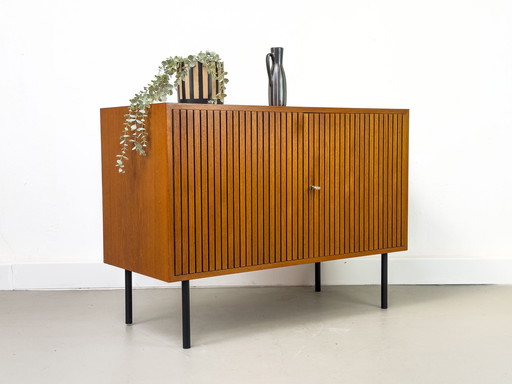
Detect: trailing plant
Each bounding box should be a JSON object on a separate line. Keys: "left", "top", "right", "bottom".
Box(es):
{"left": 116, "top": 51, "right": 228, "bottom": 173}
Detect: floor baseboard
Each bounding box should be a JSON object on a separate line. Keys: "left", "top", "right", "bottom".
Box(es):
{"left": 1, "top": 257, "right": 511, "bottom": 290}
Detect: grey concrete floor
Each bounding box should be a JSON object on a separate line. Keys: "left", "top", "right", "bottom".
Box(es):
{"left": 1, "top": 285, "right": 512, "bottom": 384}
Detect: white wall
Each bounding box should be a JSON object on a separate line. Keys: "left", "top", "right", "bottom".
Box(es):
{"left": 1, "top": 0, "right": 511, "bottom": 288}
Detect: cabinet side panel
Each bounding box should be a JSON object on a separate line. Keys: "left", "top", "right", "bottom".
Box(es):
{"left": 101, "top": 105, "right": 171, "bottom": 281}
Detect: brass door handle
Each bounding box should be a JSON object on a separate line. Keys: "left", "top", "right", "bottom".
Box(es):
{"left": 310, "top": 185, "right": 321, "bottom": 191}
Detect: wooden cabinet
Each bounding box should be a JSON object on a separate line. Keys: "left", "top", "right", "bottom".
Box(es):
{"left": 101, "top": 104, "right": 409, "bottom": 283}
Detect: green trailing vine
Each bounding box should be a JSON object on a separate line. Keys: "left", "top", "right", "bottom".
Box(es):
{"left": 116, "top": 51, "right": 228, "bottom": 173}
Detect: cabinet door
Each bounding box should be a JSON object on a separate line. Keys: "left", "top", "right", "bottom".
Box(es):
{"left": 170, "top": 108, "right": 310, "bottom": 276}
{"left": 235, "top": 110, "right": 309, "bottom": 266}
{"left": 307, "top": 112, "right": 408, "bottom": 259}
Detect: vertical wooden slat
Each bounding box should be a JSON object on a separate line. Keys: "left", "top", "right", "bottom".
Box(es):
{"left": 375, "top": 114, "right": 380, "bottom": 250}
{"left": 390, "top": 114, "right": 396, "bottom": 248}
{"left": 349, "top": 114, "right": 356, "bottom": 253}
{"left": 286, "top": 112, "right": 293, "bottom": 261}
{"left": 364, "top": 114, "right": 370, "bottom": 251}
{"left": 257, "top": 112, "right": 264, "bottom": 265}
{"left": 291, "top": 113, "right": 298, "bottom": 260}
{"left": 338, "top": 114, "right": 345, "bottom": 255}
{"left": 354, "top": 114, "right": 361, "bottom": 253}
{"left": 214, "top": 110, "right": 222, "bottom": 270}
{"left": 239, "top": 112, "right": 247, "bottom": 267}
{"left": 368, "top": 114, "right": 375, "bottom": 251}
{"left": 326, "top": 114, "right": 331, "bottom": 255}
{"left": 297, "top": 113, "right": 303, "bottom": 260}
{"left": 173, "top": 110, "right": 182, "bottom": 275}
{"left": 325, "top": 114, "right": 331, "bottom": 255}
{"left": 233, "top": 111, "right": 240, "bottom": 268}
{"left": 207, "top": 111, "right": 215, "bottom": 271}
{"left": 397, "top": 114, "right": 402, "bottom": 248}
{"left": 378, "top": 113, "right": 384, "bottom": 250}
{"left": 193, "top": 110, "right": 202, "bottom": 273}
{"left": 167, "top": 107, "right": 175, "bottom": 276}
{"left": 359, "top": 113, "right": 365, "bottom": 252}
{"left": 269, "top": 112, "right": 276, "bottom": 264}
{"left": 344, "top": 114, "right": 350, "bottom": 254}
{"left": 200, "top": 110, "right": 209, "bottom": 272}
{"left": 317, "top": 113, "right": 324, "bottom": 257}
{"left": 334, "top": 114, "right": 340, "bottom": 255}
{"left": 280, "top": 113, "right": 287, "bottom": 263}
{"left": 245, "top": 111, "right": 253, "bottom": 266}
{"left": 359, "top": 114, "right": 367, "bottom": 251}
{"left": 309, "top": 114, "right": 315, "bottom": 259}
{"left": 329, "top": 114, "right": 335, "bottom": 255}
{"left": 303, "top": 114, "right": 309, "bottom": 259}
{"left": 180, "top": 110, "right": 190, "bottom": 274}
{"left": 313, "top": 114, "right": 318, "bottom": 258}
{"left": 391, "top": 114, "right": 397, "bottom": 248}
{"left": 227, "top": 111, "right": 234, "bottom": 269}
{"left": 388, "top": 113, "right": 393, "bottom": 248}
{"left": 220, "top": 112, "right": 228, "bottom": 269}
{"left": 251, "top": 112, "right": 258, "bottom": 266}
{"left": 263, "top": 112, "right": 269, "bottom": 265}
{"left": 323, "top": 114, "right": 330, "bottom": 256}
{"left": 383, "top": 114, "right": 389, "bottom": 249}
{"left": 275, "top": 113, "right": 282, "bottom": 262}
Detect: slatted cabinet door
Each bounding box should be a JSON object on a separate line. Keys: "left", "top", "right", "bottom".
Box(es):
{"left": 306, "top": 112, "right": 408, "bottom": 260}
{"left": 170, "top": 109, "right": 310, "bottom": 277}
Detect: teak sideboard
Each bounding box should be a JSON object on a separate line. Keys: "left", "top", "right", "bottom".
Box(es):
{"left": 100, "top": 103, "right": 409, "bottom": 348}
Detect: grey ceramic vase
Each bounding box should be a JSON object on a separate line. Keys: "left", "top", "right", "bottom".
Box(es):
{"left": 266, "top": 47, "right": 287, "bottom": 106}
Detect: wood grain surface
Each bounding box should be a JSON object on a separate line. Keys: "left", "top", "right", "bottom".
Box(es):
{"left": 101, "top": 103, "right": 409, "bottom": 282}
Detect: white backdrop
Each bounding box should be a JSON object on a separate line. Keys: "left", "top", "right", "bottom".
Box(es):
{"left": 1, "top": 0, "right": 511, "bottom": 289}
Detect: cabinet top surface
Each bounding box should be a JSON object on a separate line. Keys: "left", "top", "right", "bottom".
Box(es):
{"left": 101, "top": 103, "right": 408, "bottom": 115}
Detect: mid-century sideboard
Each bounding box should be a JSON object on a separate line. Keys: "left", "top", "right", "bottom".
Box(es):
{"left": 100, "top": 103, "right": 409, "bottom": 348}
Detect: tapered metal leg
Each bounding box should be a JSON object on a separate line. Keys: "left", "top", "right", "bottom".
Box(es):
{"left": 315, "top": 262, "right": 321, "bottom": 292}
{"left": 125, "top": 270, "right": 133, "bottom": 324}
{"left": 381, "top": 253, "right": 388, "bottom": 309}
{"left": 182, "top": 280, "right": 191, "bottom": 349}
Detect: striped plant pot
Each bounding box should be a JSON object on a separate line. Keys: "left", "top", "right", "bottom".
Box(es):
{"left": 178, "top": 62, "right": 223, "bottom": 104}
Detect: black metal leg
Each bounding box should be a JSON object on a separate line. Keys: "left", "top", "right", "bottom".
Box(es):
{"left": 315, "top": 262, "right": 321, "bottom": 292}
{"left": 125, "top": 270, "right": 133, "bottom": 324}
{"left": 182, "top": 280, "right": 191, "bottom": 349}
{"left": 381, "top": 253, "right": 388, "bottom": 309}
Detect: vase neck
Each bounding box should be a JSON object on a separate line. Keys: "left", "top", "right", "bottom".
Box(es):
{"left": 270, "top": 47, "right": 284, "bottom": 64}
